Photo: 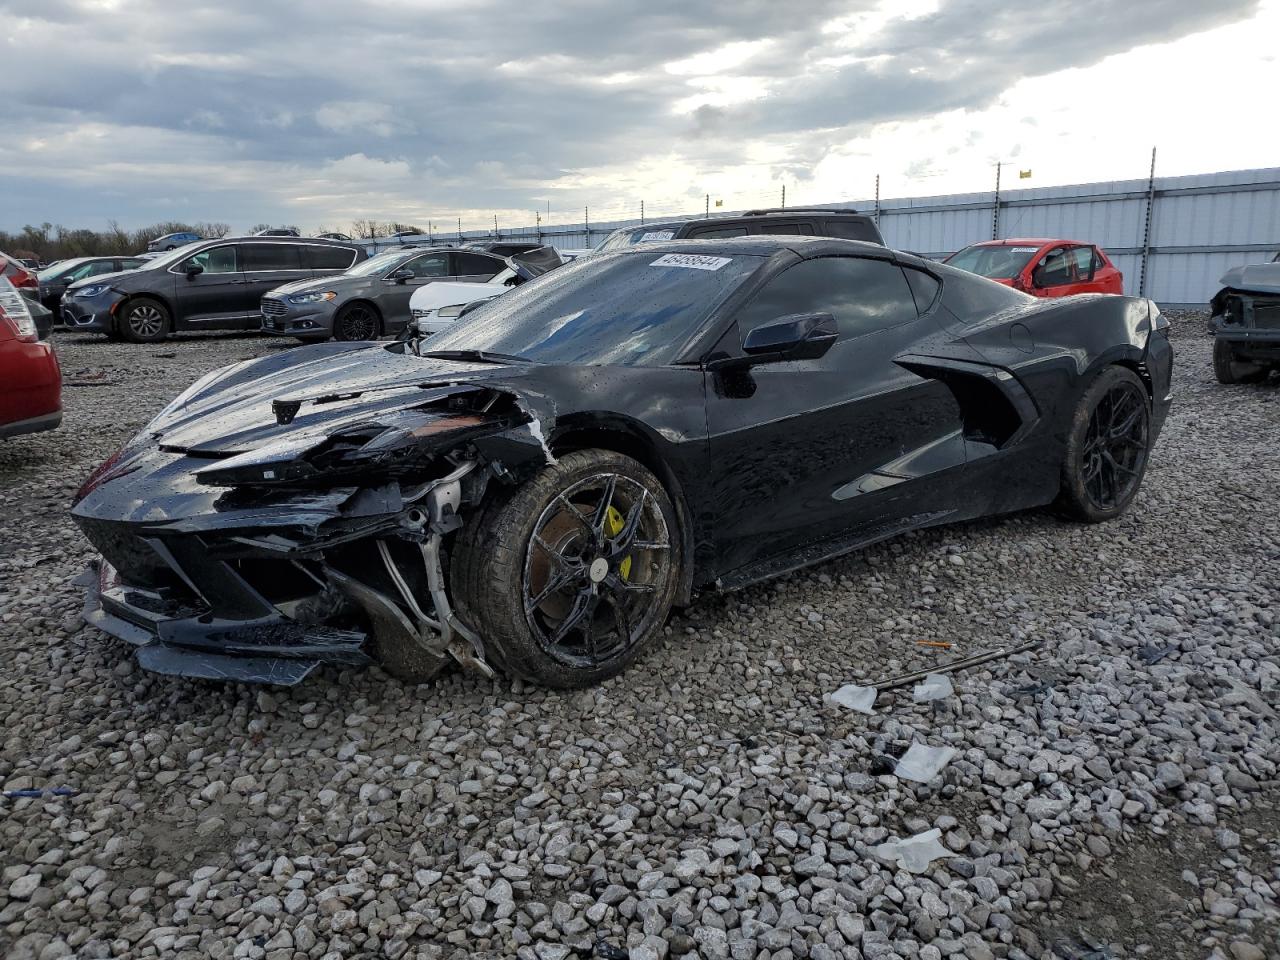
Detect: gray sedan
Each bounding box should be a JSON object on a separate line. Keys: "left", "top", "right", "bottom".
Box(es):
{"left": 261, "top": 247, "right": 507, "bottom": 340}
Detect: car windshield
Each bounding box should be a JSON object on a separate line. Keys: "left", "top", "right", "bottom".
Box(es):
{"left": 420, "top": 250, "right": 763, "bottom": 366}
{"left": 345, "top": 249, "right": 411, "bottom": 277}
{"left": 945, "top": 244, "right": 1040, "bottom": 279}
{"left": 595, "top": 226, "right": 681, "bottom": 253}
{"left": 38, "top": 259, "right": 89, "bottom": 281}
{"left": 144, "top": 245, "right": 204, "bottom": 270}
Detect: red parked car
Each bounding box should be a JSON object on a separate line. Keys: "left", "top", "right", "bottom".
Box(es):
{"left": 0, "top": 251, "right": 40, "bottom": 296}
{"left": 944, "top": 239, "right": 1123, "bottom": 297}
{"left": 0, "top": 278, "right": 62, "bottom": 439}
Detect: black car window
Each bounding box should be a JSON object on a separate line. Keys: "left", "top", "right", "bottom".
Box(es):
{"left": 1034, "top": 247, "right": 1073, "bottom": 286}
{"left": 67, "top": 260, "right": 115, "bottom": 282}
{"left": 453, "top": 252, "right": 504, "bottom": 277}
{"left": 422, "top": 251, "right": 765, "bottom": 366}
{"left": 243, "top": 243, "right": 302, "bottom": 272}
{"left": 304, "top": 245, "right": 358, "bottom": 270}
{"left": 753, "top": 223, "right": 814, "bottom": 236}
{"left": 181, "top": 245, "right": 239, "bottom": 274}
{"left": 734, "top": 256, "right": 917, "bottom": 342}
{"left": 685, "top": 226, "right": 748, "bottom": 239}
{"left": 823, "top": 219, "right": 881, "bottom": 242}
{"left": 904, "top": 267, "right": 941, "bottom": 314}
{"left": 403, "top": 253, "right": 449, "bottom": 279}
{"left": 119, "top": 259, "right": 144, "bottom": 270}
{"left": 1066, "top": 246, "right": 1097, "bottom": 280}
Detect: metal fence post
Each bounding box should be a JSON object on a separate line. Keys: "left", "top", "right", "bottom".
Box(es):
{"left": 992, "top": 163, "right": 1002, "bottom": 240}
{"left": 641, "top": 200, "right": 645, "bottom": 225}
{"left": 584, "top": 206, "right": 589, "bottom": 245}
{"left": 874, "top": 174, "right": 881, "bottom": 227}
{"left": 1139, "top": 147, "right": 1158, "bottom": 297}
{"left": 781, "top": 184, "right": 786, "bottom": 209}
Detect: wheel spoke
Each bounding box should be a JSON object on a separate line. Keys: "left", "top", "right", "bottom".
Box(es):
{"left": 549, "top": 590, "right": 595, "bottom": 646}
{"left": 607, "top": 595, "right": 632, "bottom": 644}
{"left": 604, "top": 572, "right": 655, "bottom": 595}
{"left": 526, "top": 564, "right": 583, "bottom": 611}
{"left": 555, "top": 495, "right": 596, "bottom": 536}
{"left": 606, "top": 490, "right": 649, "bottom": 559}
{"left": 590, "top": 475, "right": 617, "bottom": 533}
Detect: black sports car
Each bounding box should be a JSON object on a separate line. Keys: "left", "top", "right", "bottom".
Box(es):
{"left": 72, "top": 238, "right": 1173, "bottom": 688}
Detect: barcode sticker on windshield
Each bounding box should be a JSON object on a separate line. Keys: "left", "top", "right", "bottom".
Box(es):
{"left": 639, "top": 231, "right": 675, "bottom": 242}
{"left": 650, "top": 253, "right": 732, "bottom": 271}
{"left": 1009, "top": 247, "right": 1039, "bottom": 253}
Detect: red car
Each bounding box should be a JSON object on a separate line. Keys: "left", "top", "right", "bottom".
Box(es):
{"left": 0, "top": 279, "right": 62, "bottom": 439}
{"left": 944, "top": 239, "right": 1123, "bottom": 297}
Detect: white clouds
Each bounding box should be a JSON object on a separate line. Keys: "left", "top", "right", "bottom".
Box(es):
{"left": 0, "top": 0, "right": 1271, "bottom": 233}
{"left": 314, "top": 101, "right": 396, "bottom": 137}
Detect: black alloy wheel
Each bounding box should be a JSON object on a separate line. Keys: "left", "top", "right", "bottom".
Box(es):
{"left": 334, "top": 303, "right": 380, "bottom": 341}
{"left": 521, "top": 472, "right": 671, "bottom": 670}
{"left": 1058, "top": 365, "right": 1152, "bottom": 522}
{"left": 451, "top": 449, "right": 681, "bottom": 687}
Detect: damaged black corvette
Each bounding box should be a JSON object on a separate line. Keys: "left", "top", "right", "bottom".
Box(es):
{"left": 72, "top": 238, "right": 1173, "bottom": 687}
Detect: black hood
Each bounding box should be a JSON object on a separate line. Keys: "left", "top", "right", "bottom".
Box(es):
{"left": 142, "top": 342, "right": 532, "bottom": 457}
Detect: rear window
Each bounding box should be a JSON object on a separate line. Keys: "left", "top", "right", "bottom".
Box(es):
{"left": 823, "top": 219, "right": 881, "bottom": 242}
{"left": 243, "top": 243, "right": 301, "bottom": 271}
{"left": 304, "top": 245, "right": 358, "bottom": 270}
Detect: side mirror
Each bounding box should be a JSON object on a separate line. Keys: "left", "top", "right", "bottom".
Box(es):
{"left": 710, "top": 312, "right": 838, "bottom": 369}
{"left": 389, "top": 267, "right": 414, "bottom": 284}
{"left": 184, "top": 263, "right": 204, "bottom": 279}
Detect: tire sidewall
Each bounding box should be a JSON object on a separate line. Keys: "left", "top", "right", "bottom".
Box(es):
{"left": 118, "top": 297, "right": 170, "bottom": 343}
{"left": 471, "top": 449, "right": 681, "bottom": 688}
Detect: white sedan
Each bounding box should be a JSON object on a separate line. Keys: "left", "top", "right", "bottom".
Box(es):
{"left": 407, "top": 246, "right": 567, "bottom": 335}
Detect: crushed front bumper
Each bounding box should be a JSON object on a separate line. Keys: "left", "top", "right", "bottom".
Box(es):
{"left": 80, "top": 559, "right": 370, "bottom": 684}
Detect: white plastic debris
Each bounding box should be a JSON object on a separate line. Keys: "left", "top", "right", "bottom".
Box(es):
{"left": 912, "top": 673, "right": 954, "bottom": 703}
{"left": 893, "top": 743, "right": 957, "bottom": 783}
{"left": 827, "top": 683, "right": 877, "bottom": 714}
{"left": 873, "top": 828, "right": 951, "bottom": 874}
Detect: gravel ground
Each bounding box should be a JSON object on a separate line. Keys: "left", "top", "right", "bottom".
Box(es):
{"left": 1, "top": 315, "right": 1277, "bottom": 960}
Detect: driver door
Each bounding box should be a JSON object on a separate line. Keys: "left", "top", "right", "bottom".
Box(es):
{"left": 379, "top": 251, "right": 449, "bottom": 330}
{"left": 703, "top": 255, "right": 967, "bottom": 581}
{"left": 172, "top": 244, "right": 247, "bottom": 328}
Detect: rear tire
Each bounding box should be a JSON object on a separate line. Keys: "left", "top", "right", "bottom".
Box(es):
{"left": 1057, "top": 366, "right": 1151, "bottom": 523}
{"left": 1213, "top": 339, "right": 1268, "bottom": 384}
{"left": 118, "top": 297, "right": 171, "bottom": 343}
{"left": 451, "top": 449, "right": 681, "bottom": 688}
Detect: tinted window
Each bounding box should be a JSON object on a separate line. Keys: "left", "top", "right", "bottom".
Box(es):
{"left": 685, "top": 226, "right": 748, "bottom": 239}
{"left": 823, "top": 219, "right": 880, "bottom": 242}
{"left": 423, "top": 251, "right": 764, "bottom": 366}
{"left": 402, "top": 253, "right": 448, "bottom": 279}
{"left": 243, "top": 243, "right": 301, "bottom": 271}
{"left": 305, "top": 245, "right": 358, "bottom": 270}
{"left": 753, "top": 223, "right": 814, "bottom": 236}
{"left": 454, "top": 252, "right": 504, "bottom": 277}
{"left": 904, "top": 268, "right": 941, "bottom": 314}
{"left": 735, "top": 256, "right": 917, "bottom": 341}
{"left": 120, "top": 259, "right": 144, "bottom": 270}
{"left": 67, "top": 260, "right": 116, "bottom": 282}
{"left": 1034, "top": 247, "right": 1072, "bottom": 286}
{"left": 181, "top": 245, "right": 239, "bottom": 274}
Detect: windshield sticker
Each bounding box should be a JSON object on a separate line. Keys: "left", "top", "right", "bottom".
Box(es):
{"left": 639, "top": 231, "right": 675, "bottom": 242}
{"left": 650, "top": 253, "right": 732, "bottom": 271}
{"left": 1009, "top": 247, "right": 1040, "bottom": 253}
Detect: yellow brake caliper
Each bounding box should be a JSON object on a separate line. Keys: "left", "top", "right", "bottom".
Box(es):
{"left": 604, "top": 505, "right": 632, "bottom": 580}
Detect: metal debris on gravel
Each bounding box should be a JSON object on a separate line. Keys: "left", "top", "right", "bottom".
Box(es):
{"left": 0, "top": 317, "right": 1277, "bottom": 960}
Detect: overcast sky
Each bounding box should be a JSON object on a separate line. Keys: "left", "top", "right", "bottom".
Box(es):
{"left": 2, "top": 0, "right": 1276, "bottom": 234}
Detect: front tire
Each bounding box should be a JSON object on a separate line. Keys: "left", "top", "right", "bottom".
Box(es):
{"left": 333, "top": 303, "right": 381, "bottom": 341}
{"left": 452, "top": 449, "right": 681, "bottom": 688}
{"left": 1057, "top": 366, "right": 1152, "bottom": 523}
{"left": 118, "top": 297, "right": 171, "bottom": 343}
{"left": 1213, "top": 339, "right": 1268, "bottom": 385}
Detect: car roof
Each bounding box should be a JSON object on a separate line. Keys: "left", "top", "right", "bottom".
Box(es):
{"left": 969, "top": 238, "right": 1082, "bottom": 247}
{"left": 618, "top": 236, "right": 892, "bottom": 260}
